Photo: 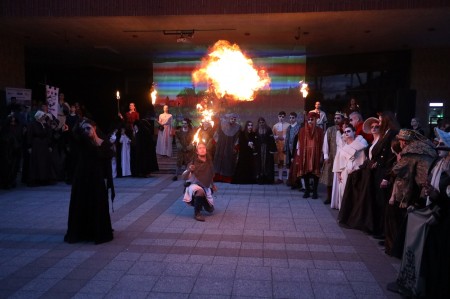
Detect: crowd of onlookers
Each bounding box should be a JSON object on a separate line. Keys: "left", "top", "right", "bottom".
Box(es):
{"left": 1, "top": 96, "right": 449, "bottom": 297}
{"left": 0, "top": 95, "right": 161, "bottom": 190}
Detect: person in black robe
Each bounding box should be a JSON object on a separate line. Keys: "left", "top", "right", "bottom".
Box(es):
{"left": 422, "top": 148, "right": 450, "bottom": 299}
{"left": 64, "top": 118, "right": 114, "bottom": 244}
{"left": 232, "top": 121, "right": 257, "bottom": 184}
{"left": 254, "top": 117, "right": 277, "bottom": 184}
{"left": 0, "top": 114, "right": 23, "bottom": 189}
{"left": 133, "top": 119, "right": 159, "bottom": 177}
{"left": 26, "top": 111, "right": 53, "bottom": 186}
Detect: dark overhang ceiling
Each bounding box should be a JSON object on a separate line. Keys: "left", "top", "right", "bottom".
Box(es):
{"left": 1, "top": 8, "right": 450, "bottom": 70}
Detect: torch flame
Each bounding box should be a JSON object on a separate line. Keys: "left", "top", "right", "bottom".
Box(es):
{"left": 151, "top": 89, "right": 157, "bottom": 105}
{"left": 192, "top": 40, "right": 270, "bottom": 101}
{"left": 192, "top": 127, "right": 201, "bottom": 145}
{"left": 299, "top": 81, "right": 309, "bottom": 98}
{"left": 150, "top": 83, "right": 157, "bottom": 105}
{"left": 196, "top": 102, "right": 215, "bottom": 128}
{"left": 116, "top": 91, "right": 120, "bottom": 100}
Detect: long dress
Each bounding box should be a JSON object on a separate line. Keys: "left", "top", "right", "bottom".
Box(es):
{"left": 156, "top": 112, "right": 173, "bottom": 156}
{"left": 120, "top": 133, "right": 131, "bottom": 176}
{"left": 232, "top": 130, "right": 257, "bottom": 184}
{"left": 27, "top": 120, "right": 52, "bottom": 185}
{"left": 255, "top": 126, "right": 277, "bottom": 184}
{"left": 213, "top": 119, "right": 241, "bottom": 181}
{"left": 64, "top": 136, "right": 114, "bottom": 244}
{"left": 135, "top": 119, "right": 159, "bottom": 176}
{"left": 332, "top": 135, "right": 368, "bottom": 210}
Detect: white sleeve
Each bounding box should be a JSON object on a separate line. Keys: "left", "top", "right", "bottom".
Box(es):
{"left": 322, "top": 130, "right": 329, "bottom": 159}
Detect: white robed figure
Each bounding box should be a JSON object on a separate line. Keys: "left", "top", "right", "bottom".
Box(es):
{"left": 156, "top": 104, "right": 173, "bottom": 157}
{"left": 119, "top": 129, "right": 131, "bottom": 177}
{"left": 332, "top": 124, "right": 368, "bottom": 210}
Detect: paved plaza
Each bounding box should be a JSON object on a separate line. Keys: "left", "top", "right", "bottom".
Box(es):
{"left": 0, "top": 175, "right": 401, "bottom": 298}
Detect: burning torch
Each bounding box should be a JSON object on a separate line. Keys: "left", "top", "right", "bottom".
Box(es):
{"left": 150, "top": 82, "right": 157, "bottom": 105}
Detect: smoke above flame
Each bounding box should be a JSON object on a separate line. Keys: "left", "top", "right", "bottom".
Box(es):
{"left": 192, "top": 40, "right": 271, "bottom": 101}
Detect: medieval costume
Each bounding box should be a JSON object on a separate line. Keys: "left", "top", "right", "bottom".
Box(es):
{"left": 213, "top": 114, "right": 241, "bottom": 183}
{"left": 333, "top": 134, "right": 368, "bottom": 209}
{"left": 134, "top": 119, "right": 159, "bottom": 177}
{"left": 64, "top": 119, "right": 115, "bottom": 244}
{"left": 232, "top": 127, "right": 257, "bottom": 184}
{"left": 338, "top": 117, "right": 380, "bottom": 231}
{"left": 182, "top": 143, "right": 216, "bottom": 221}
{"left": 255, "top": 118, "right": 277, "bottom": 184}
{"left": 422, "top": 144, "right": 450, "bottom": 298}
{"left": 119, "top": 128, "right": 132, "bottom": 176}
{"left": 285, "top": 118, "right": 301, "bottom": 188}
{"left": 173, "top": 121, "right": 195, "bottom": 180}
{"left": 0, "top": 115, "right": 23, "bottom": 189}
{"left": 198, "top": 122, "right": 215, "bottom": 159}
{"left": 272, "top": 114, "right": 290, "bottom": 183}
{"left": 296, "top": 112, "right": 324, "bottom": 199}
{"left": 27, "top": 111, "right": 53, "bottom": 186}
{"left": 320, "top": 111, "right": 345, "bottom": 204}
{"left": 156, "top": 105, "right": 173, "bottom": 157}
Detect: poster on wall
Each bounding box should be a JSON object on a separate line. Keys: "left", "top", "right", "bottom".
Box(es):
{"left": 5, "top": 87, "right": 32, "bottom": 106}
{"left": 45, "top": 85, "right": 59, "bottom": 119}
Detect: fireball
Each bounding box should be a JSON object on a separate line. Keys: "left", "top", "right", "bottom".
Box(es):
{"left": 192, "top": 40, "right": 270, "bottom": 101}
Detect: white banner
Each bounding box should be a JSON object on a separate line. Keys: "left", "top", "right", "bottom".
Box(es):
{"left": 45, "top": 85, "right": 59, "bottom": 119}
{"left": 5, "top": 87, "right": 32, "bottom": 106}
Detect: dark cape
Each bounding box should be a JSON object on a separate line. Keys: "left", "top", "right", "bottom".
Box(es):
{"left": 134, "top": 119, "right": 159, "bottom": 176}
{"left": 232, "top": 130, "right": 257, "bottom": 184}
{"left": 213, "top": 120, "right": 240, "bottom": 181}
{"left": 255, "top": 126, "right": 277, "bottom": 184}
{"left": 422, "top": 163, "right": 450, "bottom": 298}
{"left": 338, "top": 161, "right": 375, "bottom": 233}
{"left": 27, "top": 120, "right": 52, "bottom": 185}
{"left": 64, "top": 136, "right": 115, "bottom": 244}
{"left": 0, "top": 120, "right": 23, "bottom": 189}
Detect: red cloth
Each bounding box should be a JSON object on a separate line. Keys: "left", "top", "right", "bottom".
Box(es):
{"left": 355, "top": 122, "right": 373, "bottom": 144}
{"left": 125, "top": 111, "right": 140, "bottom": 127}
{"left": 296, "top": 124, "right": 324, "bottom": 177}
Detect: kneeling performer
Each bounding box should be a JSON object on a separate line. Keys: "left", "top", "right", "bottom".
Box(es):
{"left": 182, "top": 142, "right": 217, "bottom": 221}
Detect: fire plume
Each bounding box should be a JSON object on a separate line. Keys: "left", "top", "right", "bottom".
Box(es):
{"left": 299, "top": 80, "right": 309, "bottom": 98}
{"left": 150, "top": 84, "right": 157, "bottom": 105}
{"left": 196, "top": 103, "right": 215, "bottom": 128}
{"left": 192, "top": 40, "right": 270, "bottom": 101}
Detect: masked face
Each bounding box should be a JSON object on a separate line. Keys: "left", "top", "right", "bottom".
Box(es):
{"left": 343, "top": 127, "right": 355, "bottom": 139}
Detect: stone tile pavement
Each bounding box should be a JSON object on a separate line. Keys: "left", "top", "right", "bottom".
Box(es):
{"left": 0, "top": 175, "right": 402, "bottom": 298}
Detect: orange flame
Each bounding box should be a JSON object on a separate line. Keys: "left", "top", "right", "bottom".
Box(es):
{"left": 192, "top": 127, "right": 201, "bottom": 145}
{"left": 299, "top": 81, "right": 309, "bottom": 98}
{"left": 196, "top": 103, "right": 215, "bottom": 128}
{"left": 192, "top": 40, "right": 270, "bottom": 101}
{"left": 150, "top": 85, "right": 157, "bottom": 105}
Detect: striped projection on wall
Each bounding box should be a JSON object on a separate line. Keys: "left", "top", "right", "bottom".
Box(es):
{"left": 153, "top": 53, "right": 306, "bottom": 100}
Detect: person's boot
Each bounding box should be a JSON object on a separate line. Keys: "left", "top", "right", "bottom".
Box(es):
{"left": 302, "top": 175, "right": 311, "bottom": 198}
{"left": 298, "top": 177, "right": 305, "bottom": 192}
{"left": 193, "top": 196, "right": 205, "bottom": 221}
{"left": 324, "top": 186, "right": 332, "bottom": 204}
{"left": 205, "top": 203, "right": 214, "bottom": 213}
{"left": 311, "top": 176, "right": 319, "bottom": 199}
{"left": 172, "top": 167, "right": 179, "bottom": 181}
